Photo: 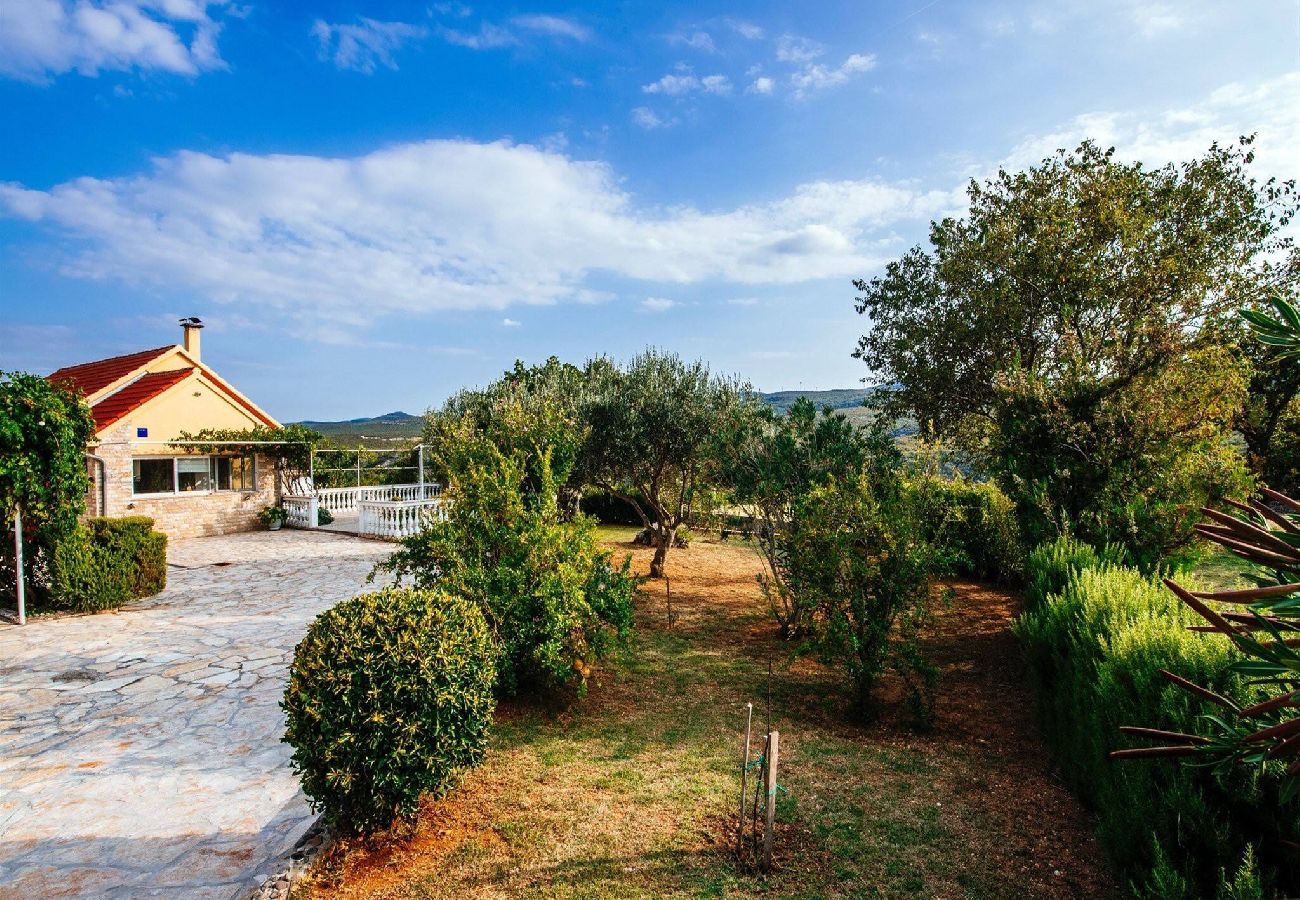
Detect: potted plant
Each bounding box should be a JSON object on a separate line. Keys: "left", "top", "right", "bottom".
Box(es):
{"left": 259, "top": 505, "right": 287, "bottom": 531}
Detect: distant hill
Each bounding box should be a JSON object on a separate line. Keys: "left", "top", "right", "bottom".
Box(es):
{"left": 294, "top": 411, "right": 423, "bottom": 446}
{"left": 297, "top": 390, "right": 913, "bottom": 446}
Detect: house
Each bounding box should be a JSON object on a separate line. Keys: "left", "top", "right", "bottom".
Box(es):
{"left": 49, "top": 319, "right": 283, "bottom": 539}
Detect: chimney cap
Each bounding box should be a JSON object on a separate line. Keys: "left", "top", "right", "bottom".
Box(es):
{"left": 179, "top": 316, "right": 204, "bottom": 329}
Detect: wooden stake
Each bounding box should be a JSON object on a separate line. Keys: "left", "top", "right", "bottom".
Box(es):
{"left": 762, "top": 730, "right": 779, "bottom": 872}
{"left": 737, "top": 702, "right": 753, "bottom": 856}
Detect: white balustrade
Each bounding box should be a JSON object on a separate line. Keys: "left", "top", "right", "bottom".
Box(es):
{"left": 314, "top": 483, "right": 441, "bottom": 514}
{"left": 357, "top": 498, "right": 446, "bottom": 540}
{"left": 282, "top": 496, "right": 318, "bottom": 529}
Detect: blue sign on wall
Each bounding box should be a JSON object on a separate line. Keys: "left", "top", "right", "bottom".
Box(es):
{"left": 137, "top": 427, "right": 148, "bottom": 438}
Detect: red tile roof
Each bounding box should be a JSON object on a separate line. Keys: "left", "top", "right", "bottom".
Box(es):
{"left": 48, "top": 346, "right": 174, "bottom": 400}
{"left": 89, "top": 368, "right": 194, "bottom": 432}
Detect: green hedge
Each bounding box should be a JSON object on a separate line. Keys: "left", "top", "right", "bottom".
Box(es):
{"left": 1022, "top": 534, "right": 1125, "bottom": 611}
{"left": 1014, "top": 546, "right": 1298, "bottom": 896}
{"left": 282, "top": 587, "right": 497, "bottom": 834}
{"left": 48, "top": 516, "right": 167, "bottom": 613}
{"left": 904, "top": 475, "right": 1022, "bottom": 582}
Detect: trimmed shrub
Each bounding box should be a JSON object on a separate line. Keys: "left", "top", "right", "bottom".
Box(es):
{"left": 1014, "top": 555, "right": 1299, "bottom": 896}
{"left": 47, "top": 516, "right": 167, "bottom": 612}
{"left": 904, "top": 476, "right": 1022, "bottom": 582}
{"left": 282, "top": 587, "right": 497, "bottom": 835}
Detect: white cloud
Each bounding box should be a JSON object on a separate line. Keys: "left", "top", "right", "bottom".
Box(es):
{"left": 1131, "top": 4, "right": 1189, "bottom": 38}
{"left": 437, "top": 22, "right": 518, "bottom": 50}
{"left": 642, "top": 72, "right": 698, "bottom": 95}
{"left": 1000, "top": 72, "right": 1300, "bottom": 181}
{"left": 727, "top": 297, "right": 760, "bottom": 306}
{"left": 0, "top": 139, "right": 952, "bottom": 328}
{"left": 641, "top": 297, "right": 678, "bottom": 313}
{"left": 668, "top": 30, "right": 715, "bottom": 52}
{"left": 631, "top": 106, "right": 672, "bottom": 129}
{"left": 502, "top": 317, "right": 521, "bottom": 327}
{"left": 0, "top": 0, "right": 228, "bottom": 82}
{"left": 511, "top": 15, "right": 591, "bottom": 42}
{"left": 790, "top": 53, "right": 876, "bottom": 97}
{"left": 701, "top": 74, "right": 731, "bottom": 95}
{"left": 643, "top": 71, "right": 731, "bottom": 96}
{"left": 726, "top": 19, "right": 763, "bottom": 40}
{"left": 775, "top": 34, "right": 823, "bottom": 64}
{"left": 748, "top": 76, "right": 774, "bottom": 95}
{"left": 311, "top": 18, "right": 428, "bottom": 73}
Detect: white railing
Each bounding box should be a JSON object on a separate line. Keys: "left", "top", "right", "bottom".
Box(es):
{"left": 357, "top": 499, "right": 447, "bottom": 540}
{"left": 314, "top": 483, "right": 442, "bottom": 514}
{"left": 282, "top": 496, "right": 318, "bottom": 529}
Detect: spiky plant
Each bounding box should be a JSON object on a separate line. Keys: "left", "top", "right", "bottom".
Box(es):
{"left": 1110, "top": 488, "right": 1300, "bottom": 800}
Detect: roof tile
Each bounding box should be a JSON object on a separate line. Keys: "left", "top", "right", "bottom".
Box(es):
{"left": 48, "top": 346, "right": 174, "bottom": 399}
{"left": 89, "top": 368, "right": 194, "bottom": 432}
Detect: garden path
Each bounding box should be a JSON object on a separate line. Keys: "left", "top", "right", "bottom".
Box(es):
{"left": 0, "top": 529, "right": 390, "bottom": 899}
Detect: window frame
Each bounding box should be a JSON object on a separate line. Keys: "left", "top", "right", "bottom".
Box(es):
{"left": 131, "top": 453, "right": 258, "bottom": 497}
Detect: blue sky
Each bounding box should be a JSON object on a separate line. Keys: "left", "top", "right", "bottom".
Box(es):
{"left": 1, "top": 1, "right": 1298, "bottom": 420}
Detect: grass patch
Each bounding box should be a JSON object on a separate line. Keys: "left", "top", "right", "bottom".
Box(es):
{"left": 301, "top": 539, "right": 1116, "bottom": 899}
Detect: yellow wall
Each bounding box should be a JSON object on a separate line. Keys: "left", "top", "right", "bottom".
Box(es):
{"left": 112, "top": 369, "right": 267, "bottom": 441}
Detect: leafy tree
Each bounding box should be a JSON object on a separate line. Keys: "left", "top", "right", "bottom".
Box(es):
{"left": 582, "top": 349, "right": 748, "bottom": 578}
{"left": 422, "top": 356, "right": 603, "bottom": 510}
{"left": 375, "top": 439, "right": 638, "bottom": 696}
{"left": 785, "top": 465, "right": 937, "bottom": 722}
{"left": 1, "top": 371, "right": 96, "bottom": 604}
{"left": 718, "top": 397, "right": 870, "bottom": 637}
{"left": 854, "top": 139, "right": 1294, "bottom": 562}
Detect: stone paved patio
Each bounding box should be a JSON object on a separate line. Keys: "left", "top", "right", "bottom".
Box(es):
{"left": 0, "top": 529, "right": 391, "bottom": 899}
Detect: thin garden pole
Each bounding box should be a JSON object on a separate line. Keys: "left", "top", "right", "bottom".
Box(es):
{"left": 417, "top": 444, "right": 425, "bottom": 495}
{"left": 13, "top": 508, "right": 25, "bottom": 627}
{"left": 738, "top": 702, "right": 753, "bottom": 856}
{"left": 763, "top": 730, "right": 780, "bottom": 872}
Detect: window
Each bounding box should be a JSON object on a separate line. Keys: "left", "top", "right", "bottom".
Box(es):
{"left": 132, "top": 455, "right": 256, "bottom": 495}
{"left": 210, "top": 455, "right": 255, "bottom": 492}
{"left": 133, "top": 459, "right": 173, "bottom": 495}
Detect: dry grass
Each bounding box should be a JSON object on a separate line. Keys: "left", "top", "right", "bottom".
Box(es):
{"left": 297, "top": 537, "right": 1116, "bottom": 899}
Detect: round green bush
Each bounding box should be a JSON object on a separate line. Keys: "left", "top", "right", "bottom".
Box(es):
{"left": 282, "top": 587, "right": 497, "bottom": 834}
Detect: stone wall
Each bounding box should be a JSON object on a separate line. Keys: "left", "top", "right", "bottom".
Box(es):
{"left": 88, "top": 423, "right": 279, "bottom": 540}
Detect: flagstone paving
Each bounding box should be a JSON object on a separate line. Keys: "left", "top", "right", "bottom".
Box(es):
{"left": 0, "top": 529, "right": 391, "bottom": 899}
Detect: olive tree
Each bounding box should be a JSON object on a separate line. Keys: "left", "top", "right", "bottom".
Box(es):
{"left": 581, "top": 349, "right": 748, "bottom": 578}
{"left": 855, "top": 138, "right": 1295, "bottom": 564}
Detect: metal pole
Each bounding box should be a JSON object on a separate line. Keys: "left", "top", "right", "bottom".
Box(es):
{"left": 418, "top": 444, "right": 425, "bottom": 496}
{"left": 356, "top": 450, "right": 361, "bottom": 490}
{"left": 14, "top": 508, "right": 25, "bottom": 627}
{"left": 763, "top": 730, "right": 779, "bottom": 872}
{"left": 738, "top": 702, "right": 753, "bottom": 856}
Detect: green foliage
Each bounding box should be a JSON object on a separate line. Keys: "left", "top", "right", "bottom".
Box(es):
{"left": 282, "top": 587, "right": 497, "bottom": 834}
{"left": 1237, "top": 293, "right": 1300, "bottom": 494}
{"left": 0, "top": 370, "right": 96, "bottom": 537}
{"left": 376, "top": 442, "right": 638, "bottom": 696}
{"left": 786, "top": 472, "right": 936, "bottom": 720}
{"left": 1014, "top": 551, "right": 1298, "bottom": 895}
{"left": 423, "top": 356, "right": 598, "bottom": 506}
{"left": 582, "top": 348, "right": 750, "bottom": 577}
{"left": 258, "top": 505, "right": 286, "bottom": 525}
{"left": 903, "top": 475, "right": 1021, "bottom": 582}
{"left": 178, "top": 424, "right": 322, "bottom": 491}
{"left": 854, "top": 139, "right": 1293, "bottom": 565}
{"left": 1022, "top": 534, "right": 1126, "bottom": 611}
{"left": 719, "top": 397, "right": 872, "bottom": 637}
{"left": 990, "top": 345, "right": 1253, "bottom": 569}
{"left": 47, "top": 517, "right": 167, "bottom": 613}
{"left": 317, "top": 506, "right": 334, "bottom": 526}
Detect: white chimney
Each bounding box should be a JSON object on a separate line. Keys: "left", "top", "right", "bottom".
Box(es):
{"left": 180, "top": 317, "right": 203, "bottom": 361}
